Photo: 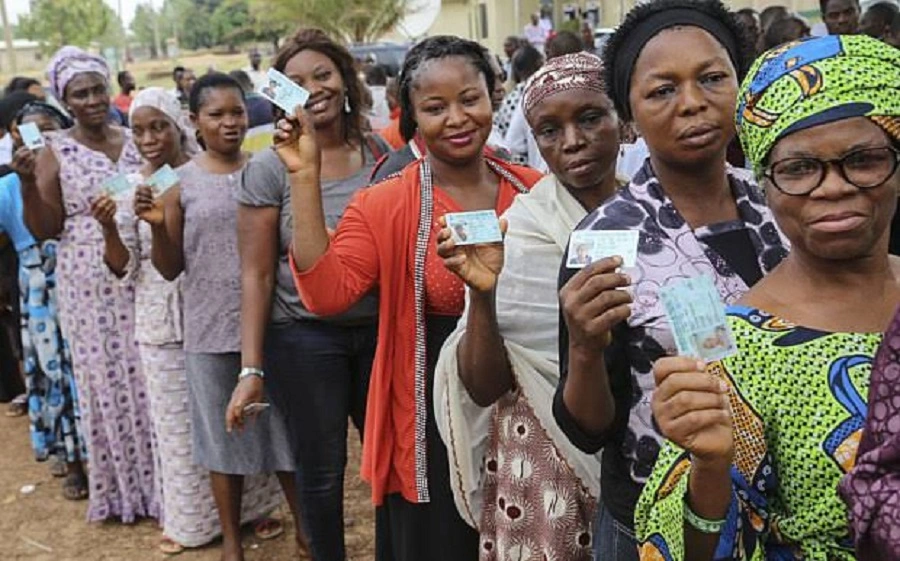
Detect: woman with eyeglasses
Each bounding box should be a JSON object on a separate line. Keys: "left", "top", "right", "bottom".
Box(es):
{"left": 637, "top": 34, "right": 900, "bottom": 560}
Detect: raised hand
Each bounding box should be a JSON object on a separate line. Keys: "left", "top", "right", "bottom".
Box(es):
{"left": 10, "top": 146, "right": 36, "bottom": 182}
{"left": 273, "top": 106, "right": 321, "bottom": 175}
{"left": 436, "top": 215, "right": 506, "bottom": 293}
{"left": 90, "top": 194, "right": 118, "bottom": 230}
{"left": 134, "top": 185, "right": 165, "bottom": 226}
{"left": 559, "top": 256, "right": 632, "bottom": 351}
{"left": 651, "top": 357, "right": 734, "bottom": 464}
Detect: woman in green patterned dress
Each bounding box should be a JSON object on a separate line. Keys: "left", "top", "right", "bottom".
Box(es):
{"left": 635, "top": 35, "right": 900, "bottom": 561}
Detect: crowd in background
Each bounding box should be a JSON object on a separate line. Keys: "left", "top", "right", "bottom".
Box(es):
{"left": 0, "top": 1, "right": 899, "bottom": 561}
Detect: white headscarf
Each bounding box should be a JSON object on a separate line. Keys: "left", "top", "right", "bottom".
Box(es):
{"left": 129, "top": 87, "right": 183, "bottom": 128}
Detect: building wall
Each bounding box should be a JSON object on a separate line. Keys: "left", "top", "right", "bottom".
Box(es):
{"left": 0, "top": 46, "right": 45, "bottom": 74}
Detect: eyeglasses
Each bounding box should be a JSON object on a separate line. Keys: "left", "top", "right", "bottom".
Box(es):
{"left": 763, "top": 146, "right": 900, "bottom": 196}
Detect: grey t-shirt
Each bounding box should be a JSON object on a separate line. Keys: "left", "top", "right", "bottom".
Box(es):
{"left": 238, "top": 146, "right": 379, "bottom": 325}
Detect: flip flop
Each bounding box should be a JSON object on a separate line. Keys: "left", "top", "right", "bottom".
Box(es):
{"left": 49, "top": 457, "right": 68, "bottom": 478}
{"left": 62, "top": 472, "right": 88, "bottom": 501}
{"left": 253, "top": 517, "right": 284, "bottom": 541}
{"left": 159, "top": 536, "right": 185, "bottom": 555}
{"left": 5, "top": 395, "right": 26, "bottom": 417}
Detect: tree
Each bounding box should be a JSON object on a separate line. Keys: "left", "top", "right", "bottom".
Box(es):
{"left": 132, "top": 3, "right": 165, "bottom": 58}
{"left": 250, "top": 0, "right": 414, "bottom": 44}
{"left": 19, "top": 0, "right": 114, "bottom": 54}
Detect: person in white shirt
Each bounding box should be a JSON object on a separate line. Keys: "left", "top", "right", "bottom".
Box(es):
{"left": 524, "top": 13, "right": 549, "bottom": 52}
{"left": 364, "top": 65, "right": 392, "bottom": 130}
{"left": 243, "top": 49, "right": 267, "bottom": 92}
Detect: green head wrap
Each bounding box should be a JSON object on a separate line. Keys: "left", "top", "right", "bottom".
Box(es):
{"left": 736, "top": 35, "right": 900, "bottom": 174}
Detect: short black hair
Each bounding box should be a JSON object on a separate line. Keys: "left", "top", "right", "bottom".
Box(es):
{"left": 0, "top": 92, "right": 38, "bottom": 130}
{"left": 763, "top": 15, "right": 811, "bottom": 50}
{"left": 546, "top": 30, "right": 584, "bottom": 60}
{"left": 511, "top": 43, "right": 543, "bottom": 83}
{"left": 397, "top": 35, "right": 496, "bottom": 143}
{"left": 117, "top": 70, "right": 132, "bottom": 88}
{"left": 602, "top": 0, "right": 755, "bottom": 121}
{"left": 4, "top": 76, "right": 40, "bottom": 96}
{"left": 819, "top": 0, "right": 860, "bottom": 15}
{"left": 173, "top": 65, "right": 185, "bottom": 80}
{"left": 864, "top": 1, "right": 900, "bottom": 27}
{"left": 365, "top": 64, "right": 389, "bottom": 86}
{"left": 893, "top": 10, "right": 900, "bottom": 33}
{"left": 188, "top": 72, "right": 245, "bottom": 115}
{"left": 14, "top": 101, "right": 72, "bottom": 131}
{"left": 759, "top": 5, "right": 790, "bottom": 30}
{"left": 228, "top": 69, "right": 254, "bottom": 93}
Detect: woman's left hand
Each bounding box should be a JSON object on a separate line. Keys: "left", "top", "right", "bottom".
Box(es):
{"left": 90, "top": 194, "right": 118, "bottom": 231}
{"left": 436, "top": 216, "right": 506, "bottom": 293}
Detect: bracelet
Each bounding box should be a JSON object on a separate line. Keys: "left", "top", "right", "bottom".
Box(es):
{"left": 683, "top": 499, "right": 726, "bottom": 534}
{"left": 238, "top": 367, "right": 265, "bottom": 380}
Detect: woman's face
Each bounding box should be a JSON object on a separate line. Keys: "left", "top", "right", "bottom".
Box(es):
{"left": 765, "top": 117, "right": 898, "bottom": 261}
{"left": 487, "top": 56, "right": 507, "bottom": 111}
{"left": 10, "top": 113, "right": 61, "bottom": 150}
{"left": 528, "top": 88, "right": 620, "bottom": 195}
{"left": 64, "top": 72, "right": 110, "bottom": 128}
{"left": 411, "top": 55, "right": 493, "bottom": 165}
{"left": 191, "top": 87, "right": 248, "bottom": 157}
{"left": 284, "top": 49, "right": 347, "bottom": 130}
{"left": 131, "top": 106, "right": 183, "bottom": 169}
{"left": 628, "top": 27, "right": 739, "bottom": 170}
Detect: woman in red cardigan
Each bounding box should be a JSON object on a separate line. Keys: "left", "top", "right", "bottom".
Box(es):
{"left": 241, "top": 36, "right": 542, "bottom": 560}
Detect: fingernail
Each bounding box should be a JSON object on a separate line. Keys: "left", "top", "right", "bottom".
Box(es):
{"left": 718, "top": 379, "right": 728, "bottom": 393}
{"left": 696, "top": 360, "right": 706, "bottom": 371}
{"left": 622, "top": 274, "right": 631, "bottom": 284}
{"left": 614, "top": 256, "right": 623, "bottom": 266}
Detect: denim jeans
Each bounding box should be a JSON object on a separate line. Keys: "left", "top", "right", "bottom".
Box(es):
{"left": 264, "top": 320, "right": 377, "bottom": 561}
{"left": 594, "top": 502, "right": 639, "bottom": 561}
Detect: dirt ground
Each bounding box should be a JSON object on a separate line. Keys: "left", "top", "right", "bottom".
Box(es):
{"left": 0, "top": 413, "right": 376, "bottom": 561}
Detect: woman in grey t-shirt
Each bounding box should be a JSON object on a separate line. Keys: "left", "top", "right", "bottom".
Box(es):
{"left": 228, "top": 29, "right": 386, "bottom": 561}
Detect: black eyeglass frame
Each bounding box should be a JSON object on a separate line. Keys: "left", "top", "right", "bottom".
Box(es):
{"left": 762, "top": 146, "right": 900, "bottom": 196}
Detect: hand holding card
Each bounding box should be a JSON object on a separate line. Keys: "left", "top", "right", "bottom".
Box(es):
{"left": 19, "top": 123, "right": 45, "bottom": 151}
{"left": 147, "top": 165, "right": 179, "bottom": 195}
{"left": 437, "top": 212, "right": 506, "bottom": 293}
{"left": 659, "top": 275, "right": 737, "bottom": 362}
{"left": 258, "top": 68, "right": 311, "bottom": 115}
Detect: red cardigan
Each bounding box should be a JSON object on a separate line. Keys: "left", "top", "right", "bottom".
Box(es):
{"left": 291, "top": 156, "right": 542, "bottom": 505}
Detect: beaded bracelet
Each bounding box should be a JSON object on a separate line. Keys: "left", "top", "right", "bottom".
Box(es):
{"left": 683, "top": 499, "right": 726, "bottom": 534}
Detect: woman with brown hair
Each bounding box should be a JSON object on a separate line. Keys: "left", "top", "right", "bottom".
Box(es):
{"left": 227, "top": 28, "right": 388, "bottom": 561}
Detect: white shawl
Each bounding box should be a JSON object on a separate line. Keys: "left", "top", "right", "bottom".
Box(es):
{"left": 434, "top": 174, "right": 603, "bottom": 528}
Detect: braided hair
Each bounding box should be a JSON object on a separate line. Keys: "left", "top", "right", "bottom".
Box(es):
{"left": 602, "top": 0, "right": 755, "bottom": 121}
{"left": 397, "top": 36, "right": 496, "bottom": 143}
{"left": 273, "top": 28, "right": 365, "bottom": 146}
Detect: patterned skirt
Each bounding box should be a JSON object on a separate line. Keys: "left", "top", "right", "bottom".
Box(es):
{"left": 142, "top": 344, "right": 283, "bottom": 547}
{"left": 18, "top": 241, "right": 82, "bottom": 463}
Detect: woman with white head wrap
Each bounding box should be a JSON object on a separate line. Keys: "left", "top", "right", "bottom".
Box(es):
{"left": 93, "top": 87, "right": 283, "bottom": 554}
{"left": 20, "top": 45, "right": 159, "bottom": 523}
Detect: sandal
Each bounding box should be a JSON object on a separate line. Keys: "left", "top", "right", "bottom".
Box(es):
{"left": 253, "top": 517, "right": 284, "bottom": 540}
{"left": 62, "top": 472, "right": 88, "bottom": 501}
{"left": 5, "top": 395, "right": 26, "bottom": 417}
{"left": 49, "top": 457, "right": 68, "bottom": 478}
{"left": 159, "top": 536, "right": 185, "bottom": 555}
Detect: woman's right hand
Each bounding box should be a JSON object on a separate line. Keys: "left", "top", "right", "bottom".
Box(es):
{"left": 559, "top": 256, "right": 632, "bottom": 352}
{"left": 134, "top": 185, "right": 165, "bottom": 226}
{"left": 10, "top": 146, "right": 36, "bottom": 182}
{"left": 652, "top": 356, "right": 734, "bottom": 464}
{"left": 273, "top": 106, "right": 321, "bottom": 175}
{"left": 225, "top": 375, "right": 265, "bottom": 433}
{"left": 90, "top": 194, "right": 118, "bottom": 230}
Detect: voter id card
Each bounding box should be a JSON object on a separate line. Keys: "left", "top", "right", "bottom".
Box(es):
{"left": 444, "top": 210, "right": 503, "bottom": 246}
{"left": 567, "top": 230, "right": 639, "bottom": 269}
{"left": 20, "top": 122, "right": 44, "bottom": 150}
{"left": 659, "top": 275, "right": 737, "bottom": 362}
{"left": 147, "top": 164, "right": 179, "bottom": 195}
{"left": 259, "top": 68, "right": 311, "bottom": 114}
{"left": 103, "top": 173, "right": 135, "bottom": 197}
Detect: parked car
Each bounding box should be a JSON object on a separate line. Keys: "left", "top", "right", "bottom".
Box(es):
{"left": 348, "top": 43, "right": 411, "bottom": 77}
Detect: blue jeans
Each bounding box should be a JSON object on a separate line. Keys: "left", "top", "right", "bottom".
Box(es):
{"left": 594, "top": 502, "right": 639, "bottom": 561}
{"left": 264, "top": 320, "right": 377, "bottom": 561}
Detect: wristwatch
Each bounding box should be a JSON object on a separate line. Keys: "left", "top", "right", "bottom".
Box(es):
{"left": 238, "top": 367, "right": 265, "bottom": 380}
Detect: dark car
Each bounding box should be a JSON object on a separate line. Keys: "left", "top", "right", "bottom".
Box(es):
{"left": 348, "top": 43, "right": 411, "bottom": 77}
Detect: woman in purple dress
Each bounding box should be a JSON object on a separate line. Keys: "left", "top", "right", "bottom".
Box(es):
{"left": 19, "top": 46, "right": 158, "bottom": 523}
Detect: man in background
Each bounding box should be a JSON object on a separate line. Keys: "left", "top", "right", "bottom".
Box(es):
{"left": 860, "top": 1, "right": 900, "bottom": 40}
{"left": 524, "top": 13, "right": 548, "bottom": 53}
{"left": 243, "top": 49, "right": 267, "bottom": 91}
{"left": 820, "top": 0, "right": 861, "bottom": 34}
{"left": 365, "top": 65, "right": 391, "bottom": 131}
{"left": 113, "top": 70, "right": 136, "bottom": 114}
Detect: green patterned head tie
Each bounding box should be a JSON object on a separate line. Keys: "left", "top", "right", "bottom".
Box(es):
{"left": 736, "top": 35, "right": 900, "bottom": 174}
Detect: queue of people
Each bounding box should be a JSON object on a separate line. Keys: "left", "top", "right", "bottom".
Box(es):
{"left": 0, "top": 1, "right": 898, "bottom": 560}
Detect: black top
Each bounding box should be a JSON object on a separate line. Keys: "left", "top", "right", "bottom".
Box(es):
{"left": 553, "top": 227, "right": 763, "bottom": 529}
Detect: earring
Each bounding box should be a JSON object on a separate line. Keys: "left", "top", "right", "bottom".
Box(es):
{"left": 343, "top": 92, "right": 351, "bottom": 114}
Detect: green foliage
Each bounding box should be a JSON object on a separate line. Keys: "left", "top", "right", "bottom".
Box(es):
{"left": 250, "top": 0, "right": 412, "bottom": 44}
{"left": 19, "top": 0, "right": 116, "bottom": 54}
